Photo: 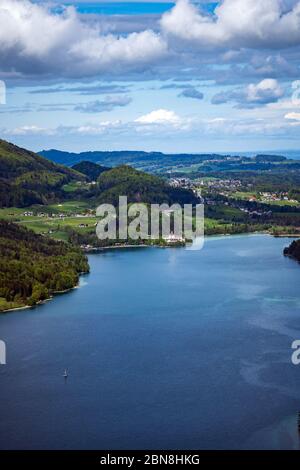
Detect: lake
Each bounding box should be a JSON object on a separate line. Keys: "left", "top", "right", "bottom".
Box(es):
{"left": 0, "top": 234, "right": 300, "bottom": 450}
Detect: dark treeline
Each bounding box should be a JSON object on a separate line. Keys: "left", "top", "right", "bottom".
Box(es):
{"left": 72, "top": 161, "right": 110, "bottom": 181}
{"left": 40, "top": 148, "right": 293, "bottom": 170}
{"left": 0, "top": 221, "right": 89, "bottom": 311}
{"left": 284, "top": 239, "right": 300, "bottom": 262}
{"left": 40, "top": 149, "right": 244, "bottom": 167}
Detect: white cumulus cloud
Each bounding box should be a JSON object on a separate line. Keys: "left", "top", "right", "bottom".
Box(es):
{"left": 1, "top": 0, "right": 300, "bottom": 81}
{"left": 4, "top": 125, "right": 53, "bottom": 135}
{"left": 161, "top": 0, "right": 300, "bottom": 49}
{"left": 135, "top": 108, "right": 182, "bottom": 125}
{"left": 0, "top": 0, "right": 167, "bottom": 78}
{"left": 246, "top": 79, "right": 284, "bottom": 103}
{"left": 212, "top": 78, "right": 284, "bottom": 108}
{"left": 285, "top": 112, "right": 300, "bottom": 120}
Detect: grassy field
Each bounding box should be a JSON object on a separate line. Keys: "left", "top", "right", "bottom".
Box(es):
{"left": 205, "top": 218, "right": 237, "bottom": 232}
{"left": 231, "top": 191, "right": 257, "bottom": 200}
{"left": 62, "top": 181, "right": 93, "bottom": 193}
{"left": 231, "top": 191, "right": 300, "bottom": 207}
{"left": 0, "top": 200, "right": 90, "bottom": 218}
{"left": 170, "top": 164, "right": 201, "bottom": 174}
{"left": 0, "top": 201, "right": 97, "bottom": 241}
{"left": 43, "top": 200, "right": 90, "bottom": 214}
{"left": 261, "top": 199, "right": 300, "bottom": 207}
{"left": 17, "top": 216, "right": 97, "bottom": 238}
{"left": 0, "top": 203, "right": 246, "bottom": 242}
{"left": 1, "top": 198, "right": 298, "bottom": 245}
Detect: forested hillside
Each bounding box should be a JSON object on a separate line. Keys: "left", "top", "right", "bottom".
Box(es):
{"left": 72, "top": 161, "right": 110, "bottom": 181}
{"left": 0, "top": 139, "right": 84, "bottom": 207}
{"left": 95, "top": 165, "right": 198, "bottom": 205}
{"left": 0, "top": 221, "right": 89, "bottom": 312}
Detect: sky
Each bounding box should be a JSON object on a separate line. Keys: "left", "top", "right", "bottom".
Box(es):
{"left": 0, "top": 0, "right": 300, "bottom": 153}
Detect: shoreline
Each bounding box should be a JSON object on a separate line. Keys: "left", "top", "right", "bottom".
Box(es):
{"left": 83, "top": 231, "right": 299, "bottom": 252}
{"left": 272, "top": 234, "right": 300, "bottom": 238}
{"left": 0, "top": 272, "right": 89, "bottom": 314}
{"left": 1, "top": 232, "right": 298, "bottom": 314}
{"left": 83, "top": 244, "right": 148, "bottom": 253}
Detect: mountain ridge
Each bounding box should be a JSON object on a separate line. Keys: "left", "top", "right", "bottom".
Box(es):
{"left": 0, "top": 139, "right": 85, "bottom": 207}
{"left": 39, "top": 148, "right": 294, "bottom": 176}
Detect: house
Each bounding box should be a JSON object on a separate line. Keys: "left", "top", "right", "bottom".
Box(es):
{"left": 165, "top": 232, "right": 185, "bottom": 243}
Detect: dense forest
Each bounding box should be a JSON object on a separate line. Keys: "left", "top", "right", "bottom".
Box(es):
{"left": 0, "top": 139, "right": 85, "bottom": 207}
{"left": 95, "top": 165, "right": 199, "bottom": 205}
{"left": 72, "top": 161, "right": 110, "bottom": 181}
{"left": 0, "top": 221, "right": 89, "bottom": 312}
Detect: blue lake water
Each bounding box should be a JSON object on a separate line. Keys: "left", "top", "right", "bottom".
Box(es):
{"left": 1, "top": 234, "right": 300, "bottom": 450}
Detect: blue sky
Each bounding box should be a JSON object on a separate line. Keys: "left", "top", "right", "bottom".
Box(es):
{"left": 60, "top": 1, "right": 218, "bottom": 15}
{"left": 63, "top": 2, "right": 177, "bottom": 15}
{"left": 0, "top": 0, "right": 300, "bottom": 153}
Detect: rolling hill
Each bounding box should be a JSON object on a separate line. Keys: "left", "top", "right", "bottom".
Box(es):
{"left": 72, "top": 161, "right": 110, "bottom": 181}
{"left": 95, "top": 165, "right": 199, "bottom": 206}
{"left": 39, "top": 148, "right": 296, "bottom": 177}
{"left": 0, "top": 139, "right": 199, "bottom": 209}
{"left": 0, "top": 139, "right": 85, "bottom": 207}
{"left": 39, "top": 148, "right": 235, "bottom": 173}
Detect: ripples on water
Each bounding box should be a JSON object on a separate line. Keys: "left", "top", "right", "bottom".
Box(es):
{"left": 0, "top": 235, "right": 300, "bottom": 449}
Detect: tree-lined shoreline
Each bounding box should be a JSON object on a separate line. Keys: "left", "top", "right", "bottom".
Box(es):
{"left": 1, "top": 138, "right": 300, "bottom": 313}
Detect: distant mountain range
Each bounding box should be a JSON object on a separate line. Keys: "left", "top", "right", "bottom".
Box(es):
{"left": 39, "top": 148, "right": 295, "bottom": 175}
{"left": 0, "top": 139, "right": 198, "bottom": 208}
{"left": 1, "top": 138, "right": 299, "bottom": 209}
{"left": 39, "top": 149, "right": 230, "bottom": 167}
